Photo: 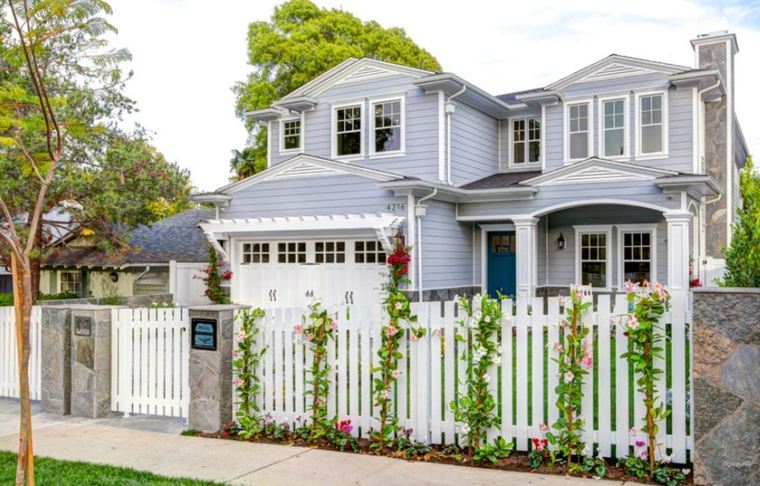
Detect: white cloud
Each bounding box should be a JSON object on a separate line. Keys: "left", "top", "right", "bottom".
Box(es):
{"left": 107, "top": 0, "right": 759, "bottom": 191}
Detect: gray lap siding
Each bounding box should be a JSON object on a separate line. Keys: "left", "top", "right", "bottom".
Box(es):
{"left": 420, "top": 201, "right": 475, "bottom": 290}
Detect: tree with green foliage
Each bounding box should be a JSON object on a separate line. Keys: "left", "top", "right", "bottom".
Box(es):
{"left": 721, "top": 156, "right": 760, "bottom": 287}
{"left": 232, "top": 0, "right": 441, "bottom": 179}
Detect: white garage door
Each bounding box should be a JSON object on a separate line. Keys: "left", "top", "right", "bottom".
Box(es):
{"left": 234, "top": 239, "right": 388, "bottom": 309}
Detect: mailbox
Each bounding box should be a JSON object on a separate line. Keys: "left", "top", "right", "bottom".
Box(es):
{"left": 74, "top": 316, "right": 93, "bottom": 336}
{"left": 191, "top": 318, "right": 217, "bottom": 351}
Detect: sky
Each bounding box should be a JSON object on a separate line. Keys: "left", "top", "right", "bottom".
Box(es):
{"left": 107, "top": 0, "right": 760, "bottom": 192}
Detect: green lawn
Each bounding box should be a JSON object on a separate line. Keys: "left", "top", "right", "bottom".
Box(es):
{"left": 0, "top": 451, "right": 220, "bottom": 486}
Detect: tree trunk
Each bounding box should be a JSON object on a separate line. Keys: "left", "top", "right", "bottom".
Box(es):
{"left": 12, "top": 253, "right": 34, "bottom": 486}
{"left": 30, "top": 224, "right": 42, "bottom": 303}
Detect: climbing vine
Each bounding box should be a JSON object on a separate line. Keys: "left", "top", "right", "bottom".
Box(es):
{"left": 232, "top": 307, "right": 267, "bottom": 438}
{"left": 450, "top": 294, "right": 512, "bottom": 462}
{"left": 371, "top": 238, "right": 425, "bottom": 449}
{"left": 547, "top": 286, "right": 592, "bottom": 471}
{"left": 196, "top": 246, "right": 232, "bottom": 304}
{"left": 297, "top": 301, "right": 338, "bottom": 442}
{"left": 620, "top": 280, "right": 670, "bottom": 475}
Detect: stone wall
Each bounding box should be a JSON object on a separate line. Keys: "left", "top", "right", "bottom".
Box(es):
{"left": 692, "top": 288, "right": 760, "bottom": 485}
{"left": 38, "top": 293, "right": 173, "bottom": 307}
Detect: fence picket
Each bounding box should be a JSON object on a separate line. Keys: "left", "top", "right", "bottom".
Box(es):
{"left": 546, "top": 298, "right": 560, "bottom": 436}
{"left": 597, "top": 295, "right": 612, "bottom": 457}
{"left": 614, "top": 294, "right": 630, "bottom": 457}
{"left": 670, "top": 294, "right": 687, "bottom": 463}
{"left": 501, "top": 299, "right": 514, "bottom": 443}
{"left": 443, "top": 300, "right": 456, "bottom": 442}
{"left": 515, "top": 299, "right": 529, "bottom": 451}
{"left": 530, "top": 296, "right": 544, "bottom": 440}
{"left": 430, "top": 302, "right": 444, "bottom": 444}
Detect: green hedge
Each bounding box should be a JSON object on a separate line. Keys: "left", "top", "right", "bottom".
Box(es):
{"left": 0, "top": 292, "right": 79, "bottom": 306}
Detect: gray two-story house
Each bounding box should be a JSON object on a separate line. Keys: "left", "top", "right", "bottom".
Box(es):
{"left": 195, "top": 32, "right": 748, "bottom": 308}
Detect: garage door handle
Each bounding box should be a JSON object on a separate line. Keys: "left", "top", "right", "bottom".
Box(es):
{"left": 268, "top": 289, "right": 273, "bottom": 301}
{"left": 273, "top": 289, "right": 277, "bottom": 302}
{"left": 344, "top": 291, "right": 349, "bottom": 304}
{"left": 350, "top": 291, "right": 354, "bottom": 304}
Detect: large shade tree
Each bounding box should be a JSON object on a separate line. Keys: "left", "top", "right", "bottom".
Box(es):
{"left": 232, "top": 0, "right": 441, "bottom": 179}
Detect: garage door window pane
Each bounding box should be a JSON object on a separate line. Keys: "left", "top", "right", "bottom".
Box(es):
{"left": 316, "top": 241, "right": 346, "bottom": 264}
{"left": 278, "top": 242, "right": 306, "bottom": 264}
{"left": 243, "top": 243, "right": 269, "bottom": 264}
{"left": 355, "top": 240, "right": 386, "bottom": 264}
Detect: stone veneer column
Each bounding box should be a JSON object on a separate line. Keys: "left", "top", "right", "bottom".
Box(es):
{"left": 187, "top": 305, "right": 243, "bottom": 433}
{"left": 41, "top": 306, "right": 72, "bottom": 415}
{"left": 692, "top": 289, "right": 760, "bottom": 486}
{"left": 513, "top": 216, "right": 538, "bottom": 299}
{"left": 69, "top": 306, "right": 120, "bottom": 418}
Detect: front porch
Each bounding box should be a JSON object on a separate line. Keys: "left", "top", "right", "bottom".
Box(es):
{"left": 474, "top": 203, "right": 693, "bottom": 300}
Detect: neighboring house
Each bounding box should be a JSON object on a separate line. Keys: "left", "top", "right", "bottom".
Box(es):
{"left": 0, "top": 267, "right": 10, "bottom": 294}
{"left": 194, "top": 32, "right": 748, "bottom": 308}
{"left": 41, "top": 209, "right": 213, "bottom": 306}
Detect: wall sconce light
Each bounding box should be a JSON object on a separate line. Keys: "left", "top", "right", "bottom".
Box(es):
{"left": 557, "top": 233, "right": 566, "bottom": 250}
{"left": 109, "top": 272, "right": 119, "bottom": 283}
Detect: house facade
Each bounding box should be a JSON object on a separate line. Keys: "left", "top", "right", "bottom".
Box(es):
{"left": 195, "top": 32, "right": 748, "bottom": 308}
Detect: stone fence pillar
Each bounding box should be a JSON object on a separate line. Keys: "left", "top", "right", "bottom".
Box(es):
{"left": 41, "top": 305, "right": 123, "bottom": 418}
{"left": 692, "top": 288, "right": 760, "bottom": 486}
{"left": 187, "top": 305, "right": 245, "bottom": 433}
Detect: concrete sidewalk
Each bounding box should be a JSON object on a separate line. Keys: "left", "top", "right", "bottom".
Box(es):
{"left": 0, "top": 399, "right": 638, "bottom": 485}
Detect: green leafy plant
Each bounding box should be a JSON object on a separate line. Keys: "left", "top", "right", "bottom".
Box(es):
{"left": 528, "top": 433, "right": 549, "bottom": 469}
{"left": 473, "top": 436, "right": 512, "bottom": 464}
{"left": 547, "top": 286, "right": 591, "bottom": 472}
{"left": 371, "top": 238, "right": 424, "bottom": 449}
{"left": 721, "top": 156, "right": 760, "bottom": 287}
{"left": 394, "top": 425, "right": 431, "bottom": 459}
{"left": 328, "top": 419, "right": 359, "bottom": 452}
{"left": 231, "top": 308, "right": 267, "bottom": 438}
{"left": 450, "top": 294, "right": 511, "bottom": 462}
{"left": 196, "top": 246, "right": 232, "bottom": 304}
{"left": 579, "top": 456, "right": 608, "bottom": 478}
{"left": 620, "top": 281, "right": 670, "bottom": 475}
{"left": 298, "top": 301, "right": 338, "bottom": 442}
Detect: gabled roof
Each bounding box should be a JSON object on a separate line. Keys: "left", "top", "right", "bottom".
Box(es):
{"left": 545, "top": 54, "right": 691, "bottom": 92}
{"left": 281, "top": 58, "right": 434, "bottom": 101}
{"left": 44, "top": 209, "right": 214, "bottom": 268}
{"left": 522, "top": 158, "right": 679, "bottom": 187}
{"left": 216, "top": 154, "right": 409, "bottom": 195}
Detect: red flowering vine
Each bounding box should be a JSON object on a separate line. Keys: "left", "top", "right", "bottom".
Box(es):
{"left": 196, "top": 246, "right": 232, "bottom": 304}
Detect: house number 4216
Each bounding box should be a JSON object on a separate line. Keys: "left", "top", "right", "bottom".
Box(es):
{"left": 386, "top": 203, "right": 406, "bottom": 212}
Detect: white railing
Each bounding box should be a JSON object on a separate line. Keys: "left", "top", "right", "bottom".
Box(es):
{"left": 237, "top": 293, "right": 692, "bottom": 464}
{"left": 111, "top": 307, "right": 190, "bottom": 418}
{"left": 0, "top": 306, "right": 42, "bottom": 401}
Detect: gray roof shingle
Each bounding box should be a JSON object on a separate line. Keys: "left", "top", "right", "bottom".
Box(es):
{"left": 460, "top": 171, "right": 539, "bottom": 190}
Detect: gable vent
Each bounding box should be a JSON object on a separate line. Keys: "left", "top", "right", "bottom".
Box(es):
{"left": 272, "top": 162, "right": 337, "bottom": 180}
{"left": 583, "top": 63, "right": 651, "bottom": 82}
{"left": 541, "top": 166, "right": 653, "bottom": 186}
{"left": 338, "top": 64, "right": 394, "bottom": 84}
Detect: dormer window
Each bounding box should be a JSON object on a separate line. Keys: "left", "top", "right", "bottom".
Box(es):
{"left": 281, "top": 119, "right": 301, "bottom": 152}
{"left": 371, "top": 98, "right": 404, "bottom": 155}
{"left": 511, "top": 118, "right": 540, "bottom": 164}
{"left": 334, "top": 104, "right": 363, "bottom": 157}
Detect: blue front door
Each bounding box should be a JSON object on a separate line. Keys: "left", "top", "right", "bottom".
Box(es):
{"left": 487, "top": 232, "right": 516, "bottom": 298}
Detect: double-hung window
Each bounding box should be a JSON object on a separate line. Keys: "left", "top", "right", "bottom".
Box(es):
{"left": 602, "top": 98, "right": 626, "bottom": 157}
{"left": 575, "top": 226, "right": 611, "bottom": 289}
{"left": 638, "top": 93, "right": 665, "bottom": 156}
{"left": 281, "top": 119, "right": 301, "bottom": 152}
{"left": 512, "top": 118, "right": 540, "bottom": 164}
{"left": 372, "top": 99, "right": 402, "bottom": 154}
{"left": 567, "top": 102, "right": 591, "bottom": 161}
{"left": 619, "top": 226, "right": 656, "bottom": 286}
{"left": 335, "top": 105, "right": 362, "bottom": 157}
{"left": 60, "top": 271, "right": 83, "bottom": 296}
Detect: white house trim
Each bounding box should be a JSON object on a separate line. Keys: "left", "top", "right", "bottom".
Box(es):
{"left": 563, "top": 98, "right": 594, "bottom": 164}
{"left": 368, "top": 94, "right": 406, "bottom": 158}
{"left": 573, "top": 224, "right": 613, "bottom": 291}
{"left": 616, "top": 223, "right": 658, "bottom": 288}
{"left": 524, "top": 157, "right": 676, "bottom": 187}
{"left": 507, "top": 116, "right": 542, "bottom": 169}
{"left": 597, "top": 95, "right": 630, "bottom": 160}
{"left": 200, "top": 213, "right": 404, "bottom": 236}
{"left": 634, "top": 90, "right": 669, "bottom": 160}
{"left": 478, "top": 224, "right": 516, "bottom": 293}
{"left": 437, "top": 91, "right": 446, "bottom": 182}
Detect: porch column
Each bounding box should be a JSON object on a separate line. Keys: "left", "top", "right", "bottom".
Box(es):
{"left": 514, "top": 216, "right": 538, "bottom": 299}
{"left": 665, "top": 211, "right": 692, "bottom": 297}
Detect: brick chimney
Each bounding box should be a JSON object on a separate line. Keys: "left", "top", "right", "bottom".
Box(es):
{"left": 690, "top": 31, "right": 739, "bottom": 258}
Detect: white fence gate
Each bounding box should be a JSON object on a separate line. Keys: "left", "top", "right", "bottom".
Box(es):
{"left": 0, "top": 306, "right": 42, "bottom": 401}
{"left": 111, "top": 307, "right": 190, "bottom": 418}
{"left": 238, "top": 293, "right": 693, "bottom": 464}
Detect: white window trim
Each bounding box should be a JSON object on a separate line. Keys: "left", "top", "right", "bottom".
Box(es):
{"left": 369, "top": 95, "right": 405, "bottom": 158}
{"left": 573, "top": 224, "right": 613, "bottom": 291}
{"left": 597, "top": 95, "right": 629, "bottom": 160}
{"left": 508, "top": 116, "right": 542, "bottom": 168}
{"left": 564, "top": 99, "right": 594, "bottom": 164}
{"left": 59, "top": 270, "right": 83, "bottom": 295}
{"left": 331, "top": 100, "right": 365, "bottom": 160}
{"left": 279, "top": 116, "right": 302, "bottom": 154}
{"left": 634, "top": 90, "right": 669, "bottom": 160}
{"left": 616, "top": 223, "right": 657, "bottom": 288}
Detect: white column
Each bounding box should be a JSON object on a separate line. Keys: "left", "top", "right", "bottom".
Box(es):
{"left": 665, "top": 211, "right": 692, "bottom": 297}
{"left": 514, "top": 216, "right": 538, "bottom": 299}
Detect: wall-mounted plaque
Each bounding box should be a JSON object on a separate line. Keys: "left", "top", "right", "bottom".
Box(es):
{"left": 74, "top": 316, "right": 92, "bottom": 336}
{"left": 191, "top": 318, "right": 217, "bottom": 351}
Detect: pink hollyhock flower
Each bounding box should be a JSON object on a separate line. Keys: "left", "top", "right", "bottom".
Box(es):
{"left": 380, "top": 388, "right": 391, "bottom": 400}
{"left": 582, "top": 354, "right": 593, "bottom": 369}
{"left": 385, "top": 325, "right": 398, "bottom": 338}
{"left": 653, "top": 282, "right": 668, "bottom": 301}
{"left": 623, "top": 280, "right": 640, "bottom": 294}
{"left": 293, "top": 324, "right": 303, "bottom": 335}
{"left": 235, "top": 330, "right": 248, "bottom": 342}
{"left": 410, "top": 333, "right": 418, "bottom": 342}
{"left": 539, "top": 422, "right": 550, "bottom": 434}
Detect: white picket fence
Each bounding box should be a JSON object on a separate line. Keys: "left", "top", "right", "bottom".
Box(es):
{"left": 236, "top": 293, "right": 692, "bottom": 463}
{"left": 111, "top": 307, "right": 190, "bottom": 418}
{"left": 0, "top": 307, "right": 42, "bottom": 401}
